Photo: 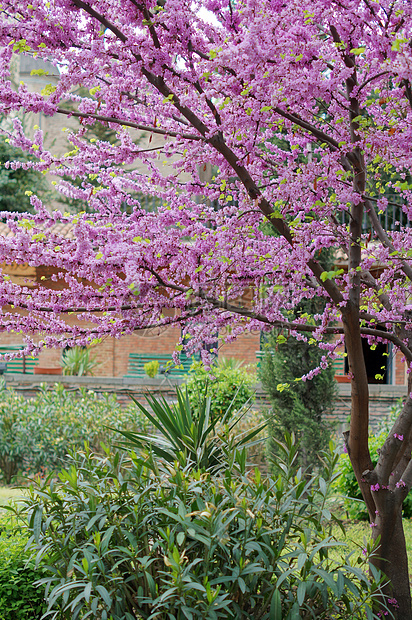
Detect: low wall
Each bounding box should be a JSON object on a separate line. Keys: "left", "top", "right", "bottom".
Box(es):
{"left": 2, "top": 373, "right": 182, "bottom": 406}
{"left": 2, "top": 374, "right": 407, "bottom": 433}
{"left": 331, "top": 384, "right": 406, "bottom": 433}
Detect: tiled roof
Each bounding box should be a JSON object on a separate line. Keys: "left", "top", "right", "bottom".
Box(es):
{"left": 0, "top": 221, "right": 73, "bottom": 238}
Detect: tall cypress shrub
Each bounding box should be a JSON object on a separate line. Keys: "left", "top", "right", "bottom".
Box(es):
{"left": 259, "top": 329, "right": 336, "bottom": 470}
{"left": 259, "top": 251, "right": 336, "bottom": 470}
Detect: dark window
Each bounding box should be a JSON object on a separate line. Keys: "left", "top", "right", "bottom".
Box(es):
{"left": 345, "top": 340, "right": 392, "bottom": 384}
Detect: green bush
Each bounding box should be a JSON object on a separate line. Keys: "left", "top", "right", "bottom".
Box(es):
{"left": 143, "top": 359, "right": 159, "bottom": 378}
{"left": 20, "top": 437, "right": 389, "bottom": 620}
{"left": 0, "top": 382, "right": 148, "bottom": 483}
{"left": 336, "top": 400, "right": 412, "bottom": 519}
{"left": 0, "top": 511, "right": 47, "bottom": 619}
{"left": 184, "top": 358, "right": 255, "bottom": 423}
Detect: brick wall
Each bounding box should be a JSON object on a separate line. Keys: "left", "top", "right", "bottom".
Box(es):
{"left": 395, "top": 350, "right": 406, "bottom": 386}
{"left": 0, "top": 321, "right": 261, "bottom": 377}
{"left": 330, "top": 384, "right": 406, "bottom": 434}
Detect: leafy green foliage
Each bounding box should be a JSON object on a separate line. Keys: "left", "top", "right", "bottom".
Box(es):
{"left": 117, "top": 387, "right": 265, "bottom": 472}
{"left": 20, "top": 436, "right": 388, "bottom": 619}
{"left": 0, "top": 136, "right": 49, "bottom": 213}
{"left": 62, "top": 346, "right": 100, "bottom": 376}
{"left": 143, "top": 359, "right": 159, "bottom": 378}
{"left": 259, "top": 331, "right": 336, "bottom": 470}
{"left": 0, "top": 382, "right": 147, "bottom": 483}
{"left": 0, "top": 512, "right": 47, "bottom": 619}
{"left": 184, "top": 358, "right": 255, "bottom": 423}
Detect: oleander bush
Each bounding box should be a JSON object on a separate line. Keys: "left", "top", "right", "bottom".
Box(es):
{"left": 184, "top": 358, "right": 255, "bottom": 423}
{"left": 0, "top": 511, "right": 47, "bottom": 619}
{"left": 0, "top": 382, "right": 148, "bottom": 483}
{"left": 20, "top": 434, "right": 389, "bottom": 620}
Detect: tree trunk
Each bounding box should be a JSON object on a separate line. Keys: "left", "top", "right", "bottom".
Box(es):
{"left": 371, "top": 510, "right": 411, "bottom": 620}
{"left": 343, "top": 312, "right": 412, "bottom": 618}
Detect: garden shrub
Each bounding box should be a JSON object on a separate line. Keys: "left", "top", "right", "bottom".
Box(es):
{"left": 0, "top": 511, "right": 47, "bottom": 619}
{"left": 21, "top": 436, "right": 389, "bottom": 620}
{"left": 336, "top": 399, "right": 412, "bottom": 519}
{"left": 183, "top": 358, "right": 255, "bottom": 423}
{"left": 0, "top": 382, "right": 148, "bottom": 483}
{"left": 144, "top": 359, "right": 159, "bottom": 378}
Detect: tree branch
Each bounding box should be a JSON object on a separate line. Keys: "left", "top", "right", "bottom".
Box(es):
{"left": 364, "top": 197, "right": 412, "bottom": 282}
{"left": 56, "top": 107, "right": 203, "bottom": 141}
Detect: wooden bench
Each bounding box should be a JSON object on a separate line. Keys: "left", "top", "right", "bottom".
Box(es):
{"left": 0, "top": 345, "right": 39, "bottom": 374}
{"left": 125, "top": 353, "right": 199, "bottom": 378}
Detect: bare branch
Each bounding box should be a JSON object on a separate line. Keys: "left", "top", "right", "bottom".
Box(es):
{"left": 56, "top": 107, "right": 203, "bottom": 141}
{"left": 364, "top": 197, "right": 412, "bottom": 281}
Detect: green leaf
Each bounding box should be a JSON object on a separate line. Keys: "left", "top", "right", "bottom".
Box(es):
{"left": 350, "top": 47, "right": 366, "bottom": 55}
{"left": 320, "top": 268, "right": 344, "bottom": 282}
{"left": 270, "top": 588, "right": 282, "bottom": 620}
{"left": 96, "top": 585, "right": 112, "bottom": 608}
{"left": 40, "top": 84, "right": 57, "bottom": 97}
{"left": 30, "top": 69, "right": 49, "bottom": 76}
{"left": 392, "top": 37, "right": 407, "bottom": 52}
{"left": 297, "top": 581, "right": 306, "bottom": 606}
{"left": 13, "top": 39, "right": 31, "bottom": 53}
{"left": 32, "top": 507, "right": 42, "bottom": 544}
{"left": 31, "top": 233, "right": 46, "bottom": 242}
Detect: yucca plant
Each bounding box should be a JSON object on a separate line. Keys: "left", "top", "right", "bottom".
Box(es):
{"left": 215, "top": 356, "right": 245, "bottom": 370}
{"left": 117, "top": 387, "right": 266, "bottom": 471}
{"left": 61, "top": 346, "right": 100, "bottom": 376}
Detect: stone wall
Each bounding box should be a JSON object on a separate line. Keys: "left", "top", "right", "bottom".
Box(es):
{"left": 2, "top": 374, "right": 406, "bottom": 435}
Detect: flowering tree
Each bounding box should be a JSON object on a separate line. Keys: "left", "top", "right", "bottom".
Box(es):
{"left": 1, "top": 0, "right": 412, "bottom": 615}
